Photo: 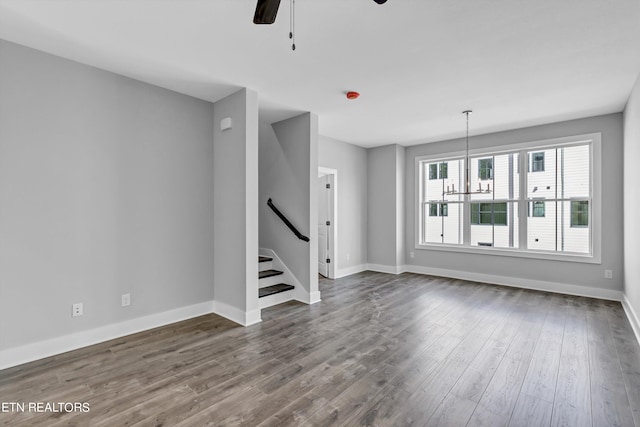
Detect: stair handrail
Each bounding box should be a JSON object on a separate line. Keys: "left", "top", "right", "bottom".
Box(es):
{"left": 267, "top": 198, "right": 310, "bottom": 242}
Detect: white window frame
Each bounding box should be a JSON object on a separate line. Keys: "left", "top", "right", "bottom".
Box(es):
{"left": 415, "top": 132, "right": 601, "bottom": 264}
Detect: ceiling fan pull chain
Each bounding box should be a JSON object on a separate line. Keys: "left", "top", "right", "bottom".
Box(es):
{"left": 290, "top": 0, "right": 296, "bottom": 50}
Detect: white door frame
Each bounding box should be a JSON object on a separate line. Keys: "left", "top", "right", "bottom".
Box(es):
{"left": 318, "top": 167, "right": 337, "bottom": 279}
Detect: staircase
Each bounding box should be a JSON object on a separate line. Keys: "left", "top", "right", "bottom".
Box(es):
{"left": 259, "top": 255, "right": 294, "bottom": 307}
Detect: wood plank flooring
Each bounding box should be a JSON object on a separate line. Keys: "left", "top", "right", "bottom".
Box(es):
{"left": 1, "top": 271, "right": 639, "bottom": 426}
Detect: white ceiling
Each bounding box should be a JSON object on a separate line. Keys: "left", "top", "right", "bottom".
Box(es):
{"left": 1, "top": 0, "right": 639, "bottom": 148}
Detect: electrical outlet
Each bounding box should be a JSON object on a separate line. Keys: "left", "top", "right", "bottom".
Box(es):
{"left": 72, "top": 303, "right": 83, "bottom": 317}
{"left": 604, "top": 269, "right": 613, "bottom": 279}
{"left": 346, "top": 253, "right": 350, "bottom": 261}
{"left": 121, "top": 293, "right": 131, "bottom": 307}
{"left": 410, "top": 251, "right": 415, "bottom": 258}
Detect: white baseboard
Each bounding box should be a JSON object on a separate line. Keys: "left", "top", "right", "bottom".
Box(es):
{"left": 366, "top": 263, "right": 406, "bottom": 275}
{"left": 0, "top": 301, "right": 214, "bottom": 371}
{"left": 336, "top": 264, "right": 367, "bottom": 278}
{"left": 211, "top": 300, "right": 261, "bottom": 326}
{"left": 403, "top": 264, "right": 623, "bottom": 301}
{"left": 245, "top": 309, "right": 262, "bottom": 326}
{"left": 308, "top": 291, "right": 322, "bottom": 304}
{"left": 622, "top": 295, "right": 640, "bottom": 345}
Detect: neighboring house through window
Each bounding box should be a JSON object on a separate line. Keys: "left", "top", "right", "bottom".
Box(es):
{"left": 571, "top": 200, "right": 589, "bottom": 227}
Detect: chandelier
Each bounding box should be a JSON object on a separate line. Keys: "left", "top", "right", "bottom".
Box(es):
{"left": 444, "top": 110, "right": 492, "bottom": 196}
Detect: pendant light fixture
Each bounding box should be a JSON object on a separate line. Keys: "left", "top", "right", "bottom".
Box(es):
{"left": 444, "top": 110, "right": 492, "bottom": 195}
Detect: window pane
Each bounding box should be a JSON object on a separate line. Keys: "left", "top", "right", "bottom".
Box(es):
{"left": 442, "top": 203, "right": 463, "bottom": 244}
{"left": 470, "top": 153, "right": 519, "bottom": 201}
{"left": 424, "top": 202, "right": 462, "bottom": 244}
{"left": 527, "top": 200, "right": 589, "bottom": 253}
{"left": 422, "top": 159, "right": 463, "bottom": 245}
{"left": 527, "top": 148, "right": 556, "bottom": 198}
{"left": 528, "top": 201, "right": 556, "bottom": 251}
{"left": 471, "top": 202, "right": 518, "bottom": 248}
{"left": 563, "top": 145, "right": 590, "bottom": 198}
{"left": 424, "top": 203, "right": 441, "bottom": 243}
{"left": 563, "top": 201, "right": 590, "bottom": 253}
{"left": 425, "top": 160, "right": 464, "bottom": 202}
{"left": 441, "top": 159, "right": 464, "bottom": 202}
{"left": 527, "top": 145, "right": 589, "bottom": 199}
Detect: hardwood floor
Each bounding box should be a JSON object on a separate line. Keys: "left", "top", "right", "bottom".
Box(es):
{"left": 1, "top": 271, "right": 639, "bottom": 426}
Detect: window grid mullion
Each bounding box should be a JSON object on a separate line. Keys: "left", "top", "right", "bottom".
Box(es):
{"left": 519, "top": 149, "right": 528, "bottom": 250}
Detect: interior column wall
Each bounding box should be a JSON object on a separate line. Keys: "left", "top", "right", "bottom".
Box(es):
{"left": 212, "top": 88, "right": 260, "bottom": 325}
{"left": 623, "top": 73, "right": 640, "bottom": 334}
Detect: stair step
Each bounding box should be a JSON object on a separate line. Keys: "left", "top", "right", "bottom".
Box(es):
{"left": 259, "top": 256, "right": 273, "bottom": 263}
{"left": 259, "top": 283, "right": 294, "bottom": 298}
{"left": 259, "top": 269, "right": 283, "bottom": 279}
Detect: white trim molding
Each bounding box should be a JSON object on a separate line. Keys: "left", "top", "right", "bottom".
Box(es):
{"left": 366, "top": 263, "right": 407, "bottom": 275}
{"left": 212, "top": 300, "right": 261, "bottom": 326}
{"left": 308, "top": 291, "right": 322, "bottom": 304}
{"left": 622, "top": 295, "right": 640, "bottom": 345}
{"left": 336, "top": 264, "right": 367, "bottom": 278}
{"left": 0, "top": 301, "right": 214, "bottom": 371}
{"left": 403, "top": 264, "right": 622, "bottom": 301}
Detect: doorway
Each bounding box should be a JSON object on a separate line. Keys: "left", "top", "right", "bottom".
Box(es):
{"left": 318, "top": 167, "right": 337, "bottom": 279}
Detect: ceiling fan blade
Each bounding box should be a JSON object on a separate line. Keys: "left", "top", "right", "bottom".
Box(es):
{"left": 253, "top": 0, "right": 282, "bottom": 24}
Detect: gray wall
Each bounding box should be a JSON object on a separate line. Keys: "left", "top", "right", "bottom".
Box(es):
{"left": 368, "top": 144, "right": 405, "bottom": 269}
{"left": 0, "top": 40, "right": 215, "bottom": 349}
{"left": 213, "top": 88, "right": 259, "bottom": 317}
{"left": 318, "top": 136, "right": 368, "bottom": 272}
{"left": 259, "top": 114, "right": 318, "bottom": 296}
{"left": 405, "top": 113, "right": 624, "bottom": 292}
{"left": 624, "top": 74, "right": 640, "bottom": 315}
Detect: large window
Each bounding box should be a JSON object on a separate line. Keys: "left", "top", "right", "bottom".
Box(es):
{"left": 417, "top": 134, "right": 599, "bottom": 260}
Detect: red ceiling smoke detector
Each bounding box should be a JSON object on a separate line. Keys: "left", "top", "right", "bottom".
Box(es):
{"left": 346, "top": 91, "right": 360, "bottom": 100}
